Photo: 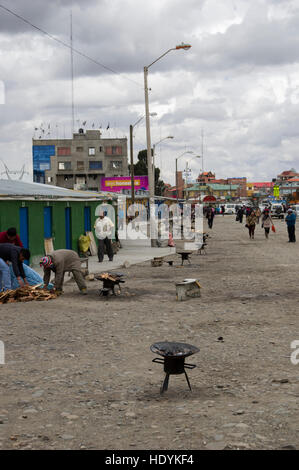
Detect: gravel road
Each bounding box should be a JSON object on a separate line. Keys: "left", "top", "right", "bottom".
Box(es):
{"left": 0, "top": 215, "right": 298, "bottom": 450}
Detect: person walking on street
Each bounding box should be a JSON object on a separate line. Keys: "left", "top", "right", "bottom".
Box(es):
{"left": 246, "top": 210, "right": 257, "bottom": 239}
{"left": 206, "top": 206, "right": 215, "bottom": 229}
{"left": 95, "top": 210, "right": 115, "bottom": 262}
{"left": 255, "top": 207, "right": 261, "bottom": 224}
{"left": 261, "top": 208, "right": 273, "bottom": 239}
{"left": 40, "top": 250, "right": 87, "bottom": 294}
{"left": 0, "top": 244, "right": 30, "bottom": 291}
{"left": 237, "top": 206, "right": 244, "bottom": 223}
{"left": 285, "top": 208, "right": 296, "bottom": 242}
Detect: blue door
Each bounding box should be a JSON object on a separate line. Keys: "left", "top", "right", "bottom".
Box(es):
{"left": 19, "top": 208, "right": 29, "bottom": 265}
{"left": 19, "top": 208, "right": 29, "bottom": 248}
{"left": 84, "top": 207, "right": 91, "bottom": 232}
{"left": 65, "top": 208, "right": 72, "bottom": 249}
{"left": 44, "top": 207, "right": 52, "bottom": 238}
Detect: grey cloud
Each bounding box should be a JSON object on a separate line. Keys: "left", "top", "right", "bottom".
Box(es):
{"left": 1, "top": 0, "right": 299, "bottom": 182}
{"left": 200, "top": 7, "right": 299, "bottom": 70}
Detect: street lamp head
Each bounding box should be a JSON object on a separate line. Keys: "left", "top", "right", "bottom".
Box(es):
{"left": 176, "top": 42, "right": 192, "bottom": 50}
{"left": 150, "top": 112, "right": 158, "bottom": 117}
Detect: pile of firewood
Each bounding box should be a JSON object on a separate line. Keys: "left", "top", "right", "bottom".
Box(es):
{"left": 95, "top": 273, "right": 119, "bottom": 281}
{"left": 0, "top": 285, "right": 58, "bottom": 304}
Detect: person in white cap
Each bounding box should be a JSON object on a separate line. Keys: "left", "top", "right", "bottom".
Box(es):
{"left": 94, "top": 210, "right": 115, "bottom": 262}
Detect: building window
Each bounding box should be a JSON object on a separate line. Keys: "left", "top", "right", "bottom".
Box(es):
{"left": 57, "top": 147, "right": 71, "bottom": 156}
{"left": 105, "top": 146, "right": 122, "bottom": 155}
{"left": 58, "top": 162, "right": 72, "bottom": 170}
{"left": 76, "top": 146, "right": 84, "bottom": 152}
{"left": 40, "top": 163, "right": 51, "bottom": 171}
{"left": 110, "top": 161, "right": 122, "bottom": 170}
{"left": 88, "top": 147, "right": 96, "bottom": 155}
{"left": 75, "top": 176, "right": 86, "bottom": 185}
{"left": 89, "top": 161, "right": 103, "bottom": 170}
{"left": 77, "top": 161, "right": 84, "bottom": 170}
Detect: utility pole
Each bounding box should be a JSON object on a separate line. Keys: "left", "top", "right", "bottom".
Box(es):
{"left": 129, "top": 124, "right": 135, "bottom": 204}
{"left": 70, "top": 11, "right": 75, "bottom": 135}
{"left": 201, "top": 128, "right": 204, "bottom": 173}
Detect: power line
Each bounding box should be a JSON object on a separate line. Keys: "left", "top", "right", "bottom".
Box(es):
{"left": 0, "top": 3, "right": 143, "bottom": 89}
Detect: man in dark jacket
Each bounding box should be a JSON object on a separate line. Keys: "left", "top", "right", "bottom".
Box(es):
{"left": 285, "top": 209, "right": 296, "bottom": 242}
{"left": 0, "top": 244, "right": 30, "bottom": 291}
{"left": 0, "top": 227, "right": 23, "bottom": 247}
{"left": 206, "top": 206, "right": 215, "bottom": 229}
{"left": 237, "top": 207, "right": 244, "bottom": 223}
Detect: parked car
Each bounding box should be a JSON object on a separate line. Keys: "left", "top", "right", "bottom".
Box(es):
{"left": 270, "top": 203, "right": 284, "bottom": 219}
{"left": 291, "top": 204, "right": 299, "bottom": 217}
{"left": 224, "top": 204, "right": 236, "bottom": 214}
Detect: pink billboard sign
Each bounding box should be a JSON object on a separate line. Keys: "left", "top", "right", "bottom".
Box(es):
{"left": 101, "top": 176, "right": 149, "bottom": 193}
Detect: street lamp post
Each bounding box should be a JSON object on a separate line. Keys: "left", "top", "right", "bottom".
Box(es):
{"left": 152, "top": 135, "right": 174, "bottom": 193}
{"left": 144, "top": 43, "right": 191, "bottom": 244}
{"left": 175, "top": 151, "right": 193, "bottom": 202}
{"left": 129, "top": 113, "right": 157, "bottom": 204}
{"left": 184, "top": 155, "right": 201, "bottom": 200}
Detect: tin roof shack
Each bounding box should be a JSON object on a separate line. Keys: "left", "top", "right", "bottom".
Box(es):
{"left": 0, "top": 179, "right": 118, "bottom": 264}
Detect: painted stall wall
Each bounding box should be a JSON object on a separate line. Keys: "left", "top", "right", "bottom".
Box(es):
{"left": 0, "top": 199, "right": 112, "bottom": 262}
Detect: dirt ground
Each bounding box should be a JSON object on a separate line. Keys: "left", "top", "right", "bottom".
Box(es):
{"left": 0, "top": 215, "right": 299, "bottom": 450}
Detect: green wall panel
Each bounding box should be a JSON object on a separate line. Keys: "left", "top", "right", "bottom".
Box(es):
{"left": 0, "top": 201, "right": 20, "bottom": 234}
{"left": 0, "top": 198, "right": 115, "bottom": 261}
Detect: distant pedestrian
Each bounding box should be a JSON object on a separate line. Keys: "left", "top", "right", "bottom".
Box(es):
{"left": 236, "top": 207, "right": 244, "bottom": 223}
{"left": 206, "top": 206, "right": 214, "bottom": 229}
{"left": 246, "top": 207, "right": 252, "bottom": 217}
{"left": 285, "top": 208, "right": 296, "bottom": 243}
{"left": 246, "top": 210, "right": 257, "bottom": 239}
{"left": 95, "top": 210, "right": 115, "bottom": 262}
{"left": 255, "top": 207, "right": 261, "bottom": 224}
{"left": 221, "top": 205, "right": 225, "bottom": 216}
{"left": 0, "top": 227, "right": 23, "bottom": 247}
{"left": 261, "top": 208, "right": 273, "bottom": 239}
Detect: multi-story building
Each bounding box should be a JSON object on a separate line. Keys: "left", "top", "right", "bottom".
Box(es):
{"left": 247, "top": 182, "right": 274, "bottom": 197}
{"left": 196, "top": 171, "right": 216, "bottom": 184}
{"left": 277, "top": 169, "right": 299, "bottom": 183}
{"left": 32, "top": 129, "right": 128, "bottom": 191}
{"left": 277, "top": 177, "right": 299, "bottom": 197}
{"left": 227, "top": 177, "right": 247, "bottom": 197}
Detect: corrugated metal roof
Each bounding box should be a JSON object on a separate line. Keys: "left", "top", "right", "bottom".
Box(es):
{"left": 186, "top": 185, "right": 208, "bottom": 191}
{"left": 0, "top": 179, "right": 117, "bottom": 199}
{"left": 207, "top": 184, "right": 239, "bottom": 190}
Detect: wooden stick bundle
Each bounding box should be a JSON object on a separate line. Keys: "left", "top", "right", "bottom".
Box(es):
{"left": 0, "top": 285, "right": 58, "bottom": 304}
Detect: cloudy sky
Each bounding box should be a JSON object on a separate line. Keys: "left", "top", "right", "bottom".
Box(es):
{"left": 1, "top": 0, "right": 299, "bottom": 184}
